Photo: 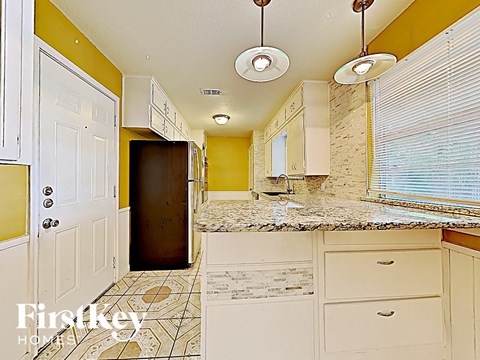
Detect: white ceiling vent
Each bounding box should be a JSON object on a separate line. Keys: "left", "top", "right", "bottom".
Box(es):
{"left": 200, "top": 88, "right": 222, "bottom": 96}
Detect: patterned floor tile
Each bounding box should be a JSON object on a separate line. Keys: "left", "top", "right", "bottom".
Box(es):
{"left": 105, "top": 295, "right": 154, "bottom": 320}
{"left": 187, "top": 294, "right": 200, "bottom": 308}
{"left": 145, "top": 294, "right": 189, "bottom": 320}
{"left": 82, "top": 295, "right": 122, "bottom": 322}
{"left": 58, "top": 321, "right": 138, "bottom": 360}
{"left": 169, "top": 267, "right": 197, "bottom": 277}
{"left": 35, "top": 323, "right": 91, "bottom": 360}
{"left": 177, "top": 276, "right": 196, "bottom": 286}
{"left": 126, "top": 277, "right": 167, "bottom": 295}
{"left": 191, "top": 278, "right": 200, "bottom": 293}
{"left": 157, "top": 277, "right": 194, "bottom": 295}
{"left": 170, "top": 318, "right": 201, "bottom": 357}
{"left": 104, "top": 278, "right": 136, "bottom": 296}
{"left": 124, "top": 271, "right": 144, "bottom": 278}
{"left": 142, "top": 270, "right": 172, "bottom": 277}
{"left": 117, "top": 320, "right": 178, "bottom": 359}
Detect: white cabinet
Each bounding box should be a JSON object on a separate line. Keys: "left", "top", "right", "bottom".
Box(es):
{"left": 205, "top": 300, "right": 315, "bottom": 360}
{"left": 0, "top": 0, "right": 34, "bottom": 162}
{"left": 262, "top": 81, "right": 330, "bottom": 177}
{"left": 448, "top": 248, "right": 480, "bottom": 360}
{"left": 123, "top": 75, "right": 191, "bottom": 141}
{"left": 202, "top": 231, "right": 316, "bottom": 360}
{"left": 286, "top": 110, "right": 305, "bottom": 175}
{"left": 322, "top": 230, "right": 444, "bottom": 360}
{"left": 264, "top": 139, "right": 272, "bottom": 177}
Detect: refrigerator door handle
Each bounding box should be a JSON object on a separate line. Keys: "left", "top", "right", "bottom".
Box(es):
{"left": 193, "top": 149, "right": 200, "bottom": 214}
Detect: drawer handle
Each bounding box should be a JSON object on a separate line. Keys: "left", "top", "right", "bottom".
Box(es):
{"left": 377, "top": 260, "right": 395, "bottom": 266}
{"left": 285, "top": 286, "right": 302, "bottom": 291}
{"left": 377, "top": 310, "right": 395, "bottom": 317}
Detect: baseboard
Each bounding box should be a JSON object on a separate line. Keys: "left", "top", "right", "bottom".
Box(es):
{"left": 208, "top": 191, "right": 251, "bottom": 200}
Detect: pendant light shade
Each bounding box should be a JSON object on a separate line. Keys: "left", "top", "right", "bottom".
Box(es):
{"left": 334, "top": 0, "right": 397, "bottom": 85}
{"left": 235, "top": 0, "right": 289, "bottom": 82}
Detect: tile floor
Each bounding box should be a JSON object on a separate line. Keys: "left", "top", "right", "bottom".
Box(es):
{"left": 36, "top": 253, "right": 202, "bottom": 360}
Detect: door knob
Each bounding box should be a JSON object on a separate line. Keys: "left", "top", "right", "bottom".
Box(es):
{"left": 43, "top": 186, "right": 53, "bottom": 196}
{"left": 43, "top": 199, "right": 54, "bottom": 208}
{"left": 42, "top": 218, "right": 60, "bottom": 229}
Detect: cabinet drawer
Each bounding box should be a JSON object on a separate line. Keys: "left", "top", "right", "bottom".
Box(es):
{"left": 324, "top": 229, "right": 441, "bottom": 245}
{"left": 324, "top": 297, "right": 444, "bottom": 353}
{"left": 163, "top": 119, "right": 174, "bottom": 140}
{"left": 152, "top": 83, "right": 167, "bottom": 114}
{"left": 325, "top": 250, "right": 442, "bottom": 299}
{"left": 150, "top": 106, "right": 164, "bottom": 136}
{"left": 206, "top": 232, "right": 313, "bottom": 265}
{"left": 286, "top": 87, "right": 303, "bottom": 120}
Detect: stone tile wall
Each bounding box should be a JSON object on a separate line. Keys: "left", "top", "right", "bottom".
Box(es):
{"left": 206, "top": 267, "right": 314, "bottom": 301}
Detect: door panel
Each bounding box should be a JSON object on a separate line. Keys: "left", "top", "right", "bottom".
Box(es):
{"left": 55, "top": 226, "right": 79, "bottom": 301}
{"left": 38, "top": 53, "right": 116, "bottom": 341}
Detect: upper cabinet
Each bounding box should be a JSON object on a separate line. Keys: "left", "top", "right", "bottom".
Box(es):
{"left": 0, "top": 0, "right": 34, "bottom": 162}
{"left": 263, "top": 81, "right": 330, "bottom": 177}
{"left": 123, "top": 76, "right": 191, "bottom": 141}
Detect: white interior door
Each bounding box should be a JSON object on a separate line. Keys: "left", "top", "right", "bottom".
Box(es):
{"left": 38, "top": 52, "right": 116, "bottom": 340}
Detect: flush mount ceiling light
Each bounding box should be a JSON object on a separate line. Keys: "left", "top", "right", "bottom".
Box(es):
{"left": 213, "top": 114, "right": 230, "bottom": 125}
{"left": 235, "top": 0, "right": 290, "bottom": 82}
{"left": 334, "top": 0, "right": 397, "bottom": 85}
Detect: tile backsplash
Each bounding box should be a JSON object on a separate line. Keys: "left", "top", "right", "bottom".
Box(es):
{"left": 254, "top": 81, "right": 368, "bottom": 199}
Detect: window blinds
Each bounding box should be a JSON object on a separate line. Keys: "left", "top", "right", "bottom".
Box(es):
{"left": 369, "top": 9, "right": 480, "bottom": 206}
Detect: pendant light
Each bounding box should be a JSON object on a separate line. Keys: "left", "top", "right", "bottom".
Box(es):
{"left": 334, "top": 0, "right": 397, "bottom": 85}
{"left": 235, "top": 0, "right": 290, "bottom": 83}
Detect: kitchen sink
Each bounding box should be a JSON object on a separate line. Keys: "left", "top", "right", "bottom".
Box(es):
{"left": 262, "top": 191, "right": 290, "bottom": 196}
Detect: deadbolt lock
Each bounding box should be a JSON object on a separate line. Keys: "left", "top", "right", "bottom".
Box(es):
{"left": 43, "top": 186, "right": 53, "bottom": 196}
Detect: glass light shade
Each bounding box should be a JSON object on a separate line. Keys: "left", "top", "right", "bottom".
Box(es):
{"left": 235, "top": 46, "right": 290, "bottom": 82}
{"left": 213, "top": 114, "right": 230, "bottom": 125}
{"left": 334, "top": 53, "right": 397, "bottom": 85}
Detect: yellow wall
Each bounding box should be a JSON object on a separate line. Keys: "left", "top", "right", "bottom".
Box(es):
{"left": 0, "top": 165, "right": 28, "bottom": 241}
{"left": 370, "top": 0, "right": 480, "bottom": 60}
{"left": 207, "top": 136, "right": 250, "bottom": 191}
{"left": 35, "top": 0, "right": 151, "bottom": 208}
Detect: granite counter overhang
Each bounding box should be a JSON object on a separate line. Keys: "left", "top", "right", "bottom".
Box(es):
{"left": 194, "top": 196, "right": 480, "bottom": 233}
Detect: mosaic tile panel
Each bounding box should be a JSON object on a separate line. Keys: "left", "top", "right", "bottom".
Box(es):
{"left": 206, "top": 267, "right": 314, "bottom": 301}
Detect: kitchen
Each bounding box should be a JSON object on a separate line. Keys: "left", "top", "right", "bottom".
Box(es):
{"left": 0, "top": 0, "right": 480, "bottom": 359}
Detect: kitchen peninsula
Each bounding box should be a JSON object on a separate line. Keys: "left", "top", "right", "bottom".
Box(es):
{"left": 195, "top": 195, "right": 480, "bottom": 360}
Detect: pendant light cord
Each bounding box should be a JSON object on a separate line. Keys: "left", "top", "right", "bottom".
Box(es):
{"left": 361, "top": 1, "right": 367, "bottom": 57}
{"left": 261, "top": 1, "right": 264, "bottom": 47}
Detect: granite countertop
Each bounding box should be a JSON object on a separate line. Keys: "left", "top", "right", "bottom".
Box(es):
{"left": 194, "top": 194, "right": 480, "bottom": 232}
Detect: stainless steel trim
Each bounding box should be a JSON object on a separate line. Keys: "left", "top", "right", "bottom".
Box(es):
{"left": 187, "top": 181, "right": 194, "bottom": 264}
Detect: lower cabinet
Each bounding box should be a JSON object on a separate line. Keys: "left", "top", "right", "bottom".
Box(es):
{"left": 202, "top": 230, "right": 446, "bottom": 360}
{"left": 205, "top": 300, "right": 315, "bottom": 360}
{"left": 448, "top": 248, "right": 480, "bottom": 360}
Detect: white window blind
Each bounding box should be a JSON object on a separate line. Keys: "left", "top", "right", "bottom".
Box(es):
{"left": 369, "top": 9, "right": 480, "bottom": 206}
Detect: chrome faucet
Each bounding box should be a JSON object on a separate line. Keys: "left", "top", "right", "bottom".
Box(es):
{"left": 276, "top": 174, "right": 293, "bottom": 194}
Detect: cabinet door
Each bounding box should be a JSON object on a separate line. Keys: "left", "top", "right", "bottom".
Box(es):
{"left": 150, "top": 106, "right": 165, "bottom": 136}
{"left": 0, "top": 0, "right": 24, "bottom": 160}
{"left": 163, "top": 119, "right": 174, "bottom": 140}
{"left": 286, "top": 111, "right": 305, "bottom": 175}
{"left": 264, "top": 139, "right": 272, "bottom": 177}
{"left": 205, "top": 300, "right": 315, "bottom": 360}
{"left": 450, "top": 250, "right": 476, "bottom": 360}
{"left": 286, "top": 86, "right": 303, "bottom": 120}
{"left": 151, "top": 82, "right": 167, "bottom": 115}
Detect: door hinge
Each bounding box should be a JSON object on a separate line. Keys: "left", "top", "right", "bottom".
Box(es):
{"left": 113, "top": 256, "right": 116, "bottom": 269}
{"left": 113, "top": 186, "right": 117, "bottom": 198}
{"left": 114, "top": 115, "right": 117, "bottom": 127}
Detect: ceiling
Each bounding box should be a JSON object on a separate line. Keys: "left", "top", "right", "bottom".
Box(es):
{"left": 51, "top": 0, "right": 415, "bottom": 137}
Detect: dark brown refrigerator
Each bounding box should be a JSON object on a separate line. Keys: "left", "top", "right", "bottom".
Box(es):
{"left": 129, "top": 141, "right": 201, "bottom": 270}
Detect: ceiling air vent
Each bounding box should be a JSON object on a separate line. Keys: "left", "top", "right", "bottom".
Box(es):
{"left": 200, "top": 88, "right": 222, "bottom": 96}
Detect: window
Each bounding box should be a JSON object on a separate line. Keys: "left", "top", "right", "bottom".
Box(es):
{"left": 369, "top": 9, "right": 480, "bottom": 207}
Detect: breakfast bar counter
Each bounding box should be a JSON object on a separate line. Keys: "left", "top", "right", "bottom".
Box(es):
{"left": 194, "top": 194, "right": 480, "bottom": 232}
